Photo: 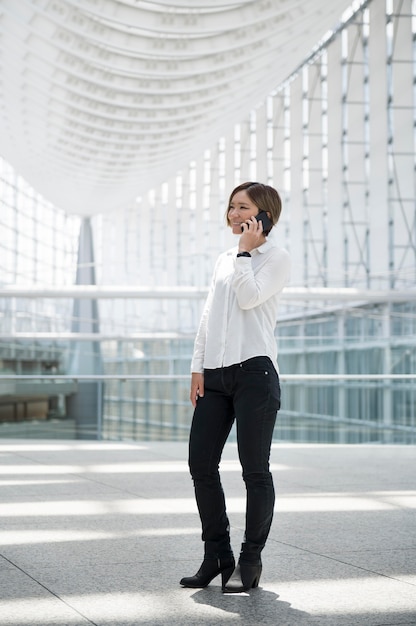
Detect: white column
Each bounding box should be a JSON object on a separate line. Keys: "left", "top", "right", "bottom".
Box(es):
{"left": 306, "top": 59, "right": 327, "bottom": 285}
{"left": 289, "top": 77, "right": 304, "bottom": 286}
{"left": 389, "top": 1, "right": 415, "bottom": 286}
{"left": 239, "top": 118, "right": 251, "bottom": 181}
{"left": 255, "top": 102, "right": 268, "bottom": 181}
{"left": 368, "top": 1, "right": 390, "bottom": 289}
{"left": 327, "top": 36, "right": 344, "bottom": 287}
{"left": 343, "top": 18, "right": 369, "bottom": 287}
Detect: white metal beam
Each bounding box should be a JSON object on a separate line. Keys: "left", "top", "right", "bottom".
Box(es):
{"left": 1, "top": 285, "right": 416, "bottom": 302}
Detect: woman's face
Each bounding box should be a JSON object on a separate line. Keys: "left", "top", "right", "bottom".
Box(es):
{"left": 228, "top": 190, "right": 259, "bottom": 235}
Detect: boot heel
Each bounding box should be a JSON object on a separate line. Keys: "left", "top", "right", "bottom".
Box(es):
{"left": 248, "top": 564, "right": 262, "bottom": 589}
{"left": 222, "top": 562, "right": 262, "bottom": 593}
{"left": 251, "top": 574, "right": 260, "bottom": 588}
{"left": 221, "top": 563, "right": 235, "bottom": 589}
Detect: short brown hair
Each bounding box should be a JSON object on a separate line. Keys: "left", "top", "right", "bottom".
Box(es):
{"left": 225, "top": 182, "right": 282, "bottom": 230}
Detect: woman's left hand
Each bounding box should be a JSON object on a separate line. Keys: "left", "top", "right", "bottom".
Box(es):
{"left": 190, "top": 372, "right": 204, "bottom": 408}
{"left": 239, "top": 216, "right": 266, "bottom": 253}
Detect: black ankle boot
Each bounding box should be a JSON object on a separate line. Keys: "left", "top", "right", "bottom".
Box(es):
{"left": 180, "top": 555, "right": 235, "bottom": 589}
{"left": 222, "top": 561, "right": 262, "bottom": 593}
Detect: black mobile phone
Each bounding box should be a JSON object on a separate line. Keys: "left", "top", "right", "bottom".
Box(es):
{"left": 241, "top": 211, "right": 273, "bottom": 233}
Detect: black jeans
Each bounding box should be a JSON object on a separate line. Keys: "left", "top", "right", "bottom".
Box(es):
{"left": 188, "top": 356, "right": 281, "bottom": 563}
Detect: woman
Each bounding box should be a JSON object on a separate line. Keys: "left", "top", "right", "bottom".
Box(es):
{"left": 180, "top": 181, "right": 290, "bottom": 593}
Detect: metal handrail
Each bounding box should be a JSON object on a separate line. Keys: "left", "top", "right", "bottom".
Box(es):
{"left": 1, "top": 285, "right": 416, "bottom": 301}
{"left": 1, "top": 374, "right": 416, "bottom": 381}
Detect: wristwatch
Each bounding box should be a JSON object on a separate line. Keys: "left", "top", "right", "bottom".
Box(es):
{"left": 236, "top": 251, "right": 252, "bottom": 258}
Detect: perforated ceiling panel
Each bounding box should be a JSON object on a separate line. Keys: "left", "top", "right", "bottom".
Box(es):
{"left": 0, "top": 0, "right": 351, "bottom": 215}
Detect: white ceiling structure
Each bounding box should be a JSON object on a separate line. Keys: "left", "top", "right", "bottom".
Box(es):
{"left": 0, "top": 0, "right": 354, "bottom": 216}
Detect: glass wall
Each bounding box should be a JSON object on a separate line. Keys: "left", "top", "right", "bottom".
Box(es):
{"left": 276, "top": 303, "right": 416, "bottom": 444}
{"left": 1, "top": 0, "right": 416, "bottom": 444}
{"left": 0, "top": 155, "right": 80, "bottom": 434}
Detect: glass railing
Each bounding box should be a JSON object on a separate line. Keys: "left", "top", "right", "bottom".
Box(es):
{"left": 1, "top": 373, "right": 415, "bottom": 444}
{"left": 2, "top": 296, "right": 416, "bottom": 443}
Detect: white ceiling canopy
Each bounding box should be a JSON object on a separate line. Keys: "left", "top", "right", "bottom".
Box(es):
{"left": 0, "top": 0, "right": 352, "bottom": 216}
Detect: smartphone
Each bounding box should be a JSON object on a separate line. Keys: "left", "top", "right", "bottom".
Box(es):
{"left": 241, "top": 211, "right": 273, "bottom": 233}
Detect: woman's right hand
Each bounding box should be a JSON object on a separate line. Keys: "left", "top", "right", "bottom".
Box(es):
{"left": 190, "top": 372, "right": 204, "bottom": 407}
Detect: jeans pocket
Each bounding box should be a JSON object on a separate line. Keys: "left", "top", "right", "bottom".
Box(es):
{"left": 240, "top": 356, "right": 273, "bottom": 375}
{"left": 238, "top": 358, "right": 281, "bottom": 410}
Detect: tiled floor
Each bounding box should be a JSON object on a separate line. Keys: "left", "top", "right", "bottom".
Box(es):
{"left": 0, "top": 440, "right": 415, "bottom": 625}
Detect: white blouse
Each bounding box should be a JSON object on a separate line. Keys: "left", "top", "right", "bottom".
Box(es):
{"left": 191, "top": 237, "right": 291, "bottom": 373}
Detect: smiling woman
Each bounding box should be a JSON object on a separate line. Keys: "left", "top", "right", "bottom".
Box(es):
{"left": 180, "top": 181, "right": 291, "bottom": 593}
{"left": 226, "top": 182, "right": 282, "bottom": 238}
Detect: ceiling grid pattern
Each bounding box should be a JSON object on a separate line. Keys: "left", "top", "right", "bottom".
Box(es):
{"left": 0, "top": 0, "right": 352, "bottom": 215}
